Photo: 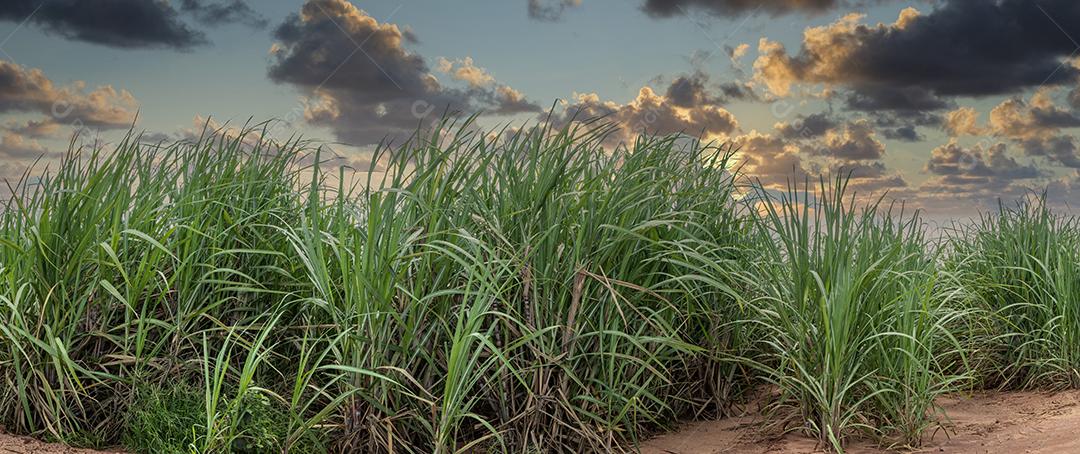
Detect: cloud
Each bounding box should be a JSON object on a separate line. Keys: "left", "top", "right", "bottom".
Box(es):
{"left": 0, "top": 60, "right": 138, "bottom": 130}
{"left": 925, "top": 140, "right": 1041, "bottom": 180}
{"left": 775, "top": 112, "right": 838, "bottom": 139}
{"left": 665, "top": 73, "right": 712, "bottom": 108}
{"left": 989, "top": 89, "right": 1080, "bottom": 138}
{"left": 0, "top": 0, "right": 263, "bottom": 50}
{"left": 943, "top": 107, "right": 983, "bottom": 137}
{"left": 179, "top": 0, "right": 268, "bottom": 28}
{"left": 0, "top": 132, "right": 57, "bottom": 160}
{"left": 727, "top": 43, "right": 750, "bottom": 65}
{"left": 268, "top": 0, "right": 540, "bottom": 146}
{"left": 919, "top": 140, "right": 1044, "bottom": 211}
{"left": 830, "top": 160, "right": 908, "bottom": 194}
{"left": 1045, "top": 171, "right": 1080, "bottom": 209}
{"left": 753, "top": 2, "right": 1080, "bottom": 109}
{"left": 843, "top": 85, "right": 951, "bottom": 113}
{"left": 641, "top": 0, "right": 839, "bottom": 18}
{"left": 732, "top": 115, "right": 908, "bottom": 195}
{"left": 731, "top": 131, "right": 808, "bottom": 187}
{"left": 4, "top": 118, "right": 61, "bottom": 139}
{"left": 809, "top": 119, "right": 885, "bottom": 161}
{"left": 664, "top": 71, "right": 758, "bottom": 109}
{"left": 0, "top": 0, "right": 203, "bottom": 49}
{"left": 987, "top": 88, "right": 1080, "bottom": 167}
{"left": 527, "top": 0, "right": 582, "bottom": 21}
{"left": 436, "top": 57, "right": 496, "bottom": 88}
{"left": 802, "top": 119, "right": 908, "bottom": 193}
{"left": 779, "top": 106, "right": 938, "bottom": 145}
{"left": 1017, "top": 136, "right": 1080, "bottom": 168}
{"left": 552, "top": 84, "right": 740, "bottom": 146}
{"left": 880, "top": 125, "right": 923, "bottom": 142}
{"left": 533, "top": 0, "right": 904, "bottom": 21}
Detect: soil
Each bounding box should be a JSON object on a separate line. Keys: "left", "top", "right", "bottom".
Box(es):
{"left": 3, "top": 390, "right": 1079, "bottom": 453}
{"left": 641, "top": 389, "right": 1080, "bottom": 453}
{"left": 0, "top": 432, "right": 123, "bottom": 454}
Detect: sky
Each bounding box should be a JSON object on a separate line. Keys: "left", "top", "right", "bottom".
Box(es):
{"left": 1, "top": 0, "right": 1079, "bottom": 218}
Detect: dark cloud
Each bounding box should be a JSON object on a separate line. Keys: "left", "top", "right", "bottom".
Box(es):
{"left": 829, "top": 161, "right": 908, "bottom": 193}
{"left": 925, "top": 141, "right": 1042, "bottom": 180}
{"left": 844, "top": 85, "right": 952, "bottom": 113}
{"left": 0, "top": 0, "right": 262, "bottom": 49}
{"left": 665, "top": 73, "right": 710, "bottom": 108}
{"left": 755, "top": 1, "right": 1080, "bottom": 111}
{"left": 642, "top": 0, "right": 838, "bottom": 18}
{"left": 527, "top": 0, "right": 582, "bottom": 21}
{"left": 1030, "top": 105, "right": 1080, "bottom": 129}
{"left": 872, "top": 110, "right": 942, "bottom": 129}
{"left": 880, "top": 125, "right": 923, "bottom": 142}
{"left": 808, "top": 119, "right": 885, "bottom": 161}
{"left": 664, "top": 71, "right": 756, "bottom": 108}
{"left": 1019, "top": 136, "right": 1080, "bottom": 168}
{"left": 863, "top": 0, "right": 1080, "bottom": 96}
{"left": 0, "top": 0, "right": 203, "bottom": 49}
{"left": 534, "top": 0, "right": 895, "bottom": 21}
{"left": 179, "top": 0, "right": 268, "bottom": 29}
{"left": 717, "top": 81, "right": 758, "bottom": 103}
{"left": 776, "top": 112, "right": 838, "bottom": 139}
{"left": 861, "top": 110, "right": 939, "bottom": 142}
{"left": 919, "top": 141, "right": 1044, "bottom": 212}
{"left": 1069, "top": 87, "right": 1080, "bottom": 110}
{"left": 269, "top": 0, "right": 540, "bottom": 145}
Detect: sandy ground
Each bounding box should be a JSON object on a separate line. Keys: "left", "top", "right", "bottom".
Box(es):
{"left": 3, "top": 390, "right": 1079, "bottom": 453}
{"left": 641, "top": 389, "right": 1080, "bottom": 453}
{"left": 0, "top": 432, "right": 122, "bottom": 454}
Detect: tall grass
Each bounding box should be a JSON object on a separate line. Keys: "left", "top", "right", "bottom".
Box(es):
{"left": 0, "top": 119, "right": 754, "bottom": 452}
{"left": 945, "top": 195, "right": 1080, "bottom": 389}
{"left": 2, "top": 117, "right": 1079, "bottom": 453}
{"left": 742, "top": 176, "right": 969, "bottom": 450}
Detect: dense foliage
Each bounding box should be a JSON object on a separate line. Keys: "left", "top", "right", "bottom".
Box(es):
{"left": 0, "top": 119, "right": 1073, "bottom": 453}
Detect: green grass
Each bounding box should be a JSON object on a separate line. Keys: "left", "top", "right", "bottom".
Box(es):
{"left": 124, "top": 382, "right": 205, "bottom": 454}
{"left": 0, "top": 117, "right": 1078, "bottom": 453}
{"left": 944, "top": 195, "right": 1080, "bottom": 389}
{"left": 741, "top": 176, "right": 969, "bottom": 449}
{"left": 0, "top": 119, "right": 754, "bottom": 453}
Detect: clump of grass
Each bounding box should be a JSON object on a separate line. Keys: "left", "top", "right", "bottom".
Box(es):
{"left": 124, "top": 382, "right": 204, "bottom": 453}
{"left": 945, "top": 194, "right": 1080, "bottom": 389}
{"left": 742, "top": 176, "right": 969, "bottom": 450}
{"left": 0, "top": 118, "right": 755, "bottom": 453}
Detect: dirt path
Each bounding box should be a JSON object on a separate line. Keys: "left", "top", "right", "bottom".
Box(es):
{"left": 0, "top": 433, "right": 122, "bottom": 454}
{"left": 641, "top": 389, "right": 1080, "bottom": 453}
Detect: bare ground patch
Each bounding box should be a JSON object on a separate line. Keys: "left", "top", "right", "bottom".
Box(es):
{"left": 641, "top": 389, "right": 1080, "bottom": 454}
{"left": 0, "top": 433, "right": 123, "bottom": 454}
